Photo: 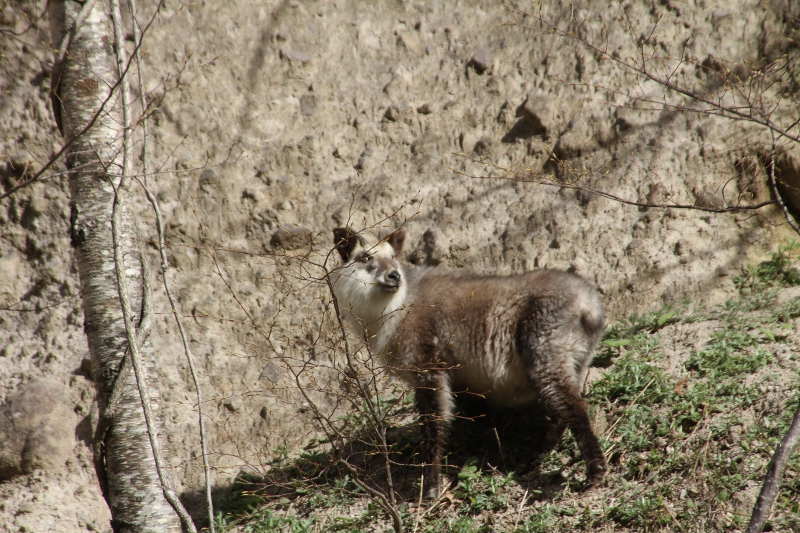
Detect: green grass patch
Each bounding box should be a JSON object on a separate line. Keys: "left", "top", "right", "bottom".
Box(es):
{"left": 215, "top": 245, "right": 800, "bottom": 532}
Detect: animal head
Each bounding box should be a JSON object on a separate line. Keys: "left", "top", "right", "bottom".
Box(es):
{"left": 332, "top": 227, "right": 406, "bottom": 293}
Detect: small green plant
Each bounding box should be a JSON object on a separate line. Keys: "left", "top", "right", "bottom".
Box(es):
{"left": 452, "top": 458, "right": 513, "bottom": 515}
{"left": 607, "top": 491, "right": 670, "bottom": 528}
{"left": 515, "top": 503, "right": 559, "bottom": 533}
{"left": 213, "top": 245, "right": 800, "bottom": 533}
{"left": 735, "top": 241, "right": 800, "bottom": 292}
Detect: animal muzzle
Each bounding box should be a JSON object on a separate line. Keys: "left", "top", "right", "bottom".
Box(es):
{"left": 377, "top": 269, "right": 402, "bottom": 292}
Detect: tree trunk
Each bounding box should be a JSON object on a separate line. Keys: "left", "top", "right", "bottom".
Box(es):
{"left": 48, "top": 1, "right": 182, "bottom": 531}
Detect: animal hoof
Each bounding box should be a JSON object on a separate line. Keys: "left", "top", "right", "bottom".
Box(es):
{"left": 585, "top": 463, "right": 607, "bottom": 487}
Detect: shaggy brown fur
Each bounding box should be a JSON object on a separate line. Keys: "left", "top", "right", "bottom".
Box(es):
{"left": 331, "top": 228, "right": 606, "bottom": 497}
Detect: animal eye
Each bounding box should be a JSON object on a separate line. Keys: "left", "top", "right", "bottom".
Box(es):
{"left": 360, "top": 255, "right": 371, "bottom": 263}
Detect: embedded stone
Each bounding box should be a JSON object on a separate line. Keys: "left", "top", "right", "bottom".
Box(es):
{"left": 270, "top": 225, "right": 312, "bottom": 249}
{"left": 279, "top": 48, "right": 311, "bottom": 63}
{"left": 469, "top": 48, "right": 492, "bottom": 73}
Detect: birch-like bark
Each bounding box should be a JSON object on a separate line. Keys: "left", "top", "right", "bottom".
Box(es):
{"left": 48, "top": 1, "right": 182, "bottom": 531}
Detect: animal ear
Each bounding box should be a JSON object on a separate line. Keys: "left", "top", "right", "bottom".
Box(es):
{"left": 386, "top": 228, "right": 406, "bottom": 255}
{"left": 333, "top": 227, "right": 358, "bottom": 261}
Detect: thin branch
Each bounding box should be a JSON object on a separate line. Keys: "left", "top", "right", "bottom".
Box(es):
{"left": 0, "top": 0, "right": 158, "bottom": 203}
{"left": 109, "top": 2, "right": 196, "bottom": 531}
{"left": 93, "top": 249, "right": 152, "bottom": 501}
{"left": 744, "top": 136, "right": 800, "bottom": 532}
{"left": 746, "top": 398, "right": 800, "bottom": 532}
{"left": 453, "top": 155, "right": 777, "bottom": 214}
{"left": 503, "top": 3, "right": 800, "bottom": 144}
{"left": 0, "top": 0, "right": 49, "bottom": 36}
{"left": 339, "top": 460, "right": 402, "bottom": 533}
{"left": 766, "top": 133, "right": 800, "bottom": 236}
{"left": 128, "top": 0, "right": 150, "bottom": 187}
{"left": 109, "top": 179, "right": 197, "bottom": 532}
{"left": 138, "top": 176, "right": 216, "bottom": 532}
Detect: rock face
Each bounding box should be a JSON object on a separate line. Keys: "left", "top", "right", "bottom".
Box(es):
{"left": 409, "top": 226, "right": 449, "bottom": 266}
{"left": 0, "top": 379, "right": 76, "bottom": 479}
{"left": 521, "top": 91, "right": 560, "bottom": 137}
{"left": 0, "top": 0, "right": 797, "bottom": 529}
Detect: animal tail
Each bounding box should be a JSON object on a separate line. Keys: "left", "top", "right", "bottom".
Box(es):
{"left": 575, "top": 286, "right": 604, "bottom": 346}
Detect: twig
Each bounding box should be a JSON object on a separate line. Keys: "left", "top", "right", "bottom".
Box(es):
{"left": 0, "top": 294, "right": 79, "bottom": 312}
{"left": 766, "top": 132, "right": 800, "bottom": 237}
{"left": 1, "top": 0, "right": 155, "bottom": 202}
{"left": 55, "top": 0, "right": 97, "bottom": 71}
{"left": 503, "top": 3, "right": 800, "bottom": 144}
{"left": 109, "top": 2, "right": 196, "bottom": 531}
{"left": 493, "top": 427, "right": 508, "bottom": 471}
{"left": 109, "top": 181, "right": 196, "bottom": 533}
{"left": 339, "top": 460, "right": 402, "bottom": 533}
{"left": 412, "top": 473, "right": 424, "bottom": 533}
{"left": 126, "top": 0, "right": 214, "bottom": 526}
{"left": 512, "top": 488, "right": 529, "bottom": 531}
{"left": 452, "top": 159, "right": 776, "bottom": 215}
{"left": 745, "top": 135, "right": 800, "bottom": 533}
{"left": 138, "top": 177, "right": 215, "bottom": 532}
{"left": 746, "top": 400, "right": 800, "bottom": 533}
{"left": 93, "top": 250, "right": 152, "bottom": 501}
{"left": 128, "top": 0, "right": 150, "bottom": 188}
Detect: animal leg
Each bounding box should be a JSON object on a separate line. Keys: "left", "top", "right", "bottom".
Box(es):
{"left": 415, "top": 371, "right": 453, "bottom": 499}
{"left": 535, "top": 377, "right": 606, "bottom": 486}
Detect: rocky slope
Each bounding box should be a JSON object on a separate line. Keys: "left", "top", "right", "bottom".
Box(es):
{"left": 1, "top": 0, "right": 798, "bottom": 530}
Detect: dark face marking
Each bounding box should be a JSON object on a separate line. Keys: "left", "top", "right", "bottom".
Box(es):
{"left": 333, "top": 228, "right": 404, "bottom": 292}
{"left": 385, "top": 228, "right": 405, "bottom": 255}
{"left": 333, "top": 227, "right": 359, "bottom": 261}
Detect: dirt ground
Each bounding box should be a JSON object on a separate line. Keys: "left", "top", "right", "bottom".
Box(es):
{"left": 1, "top": 0, "right": 798, "bottom": 530}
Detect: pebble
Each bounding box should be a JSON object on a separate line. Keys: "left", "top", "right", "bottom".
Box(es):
{"left": 552, "top": 116, "right": 595, "bottom": 160}
{"left": 384, "top": 106, "right": 400, "bottom": 122}
{"left": 270, "top": 225, "right": 311, "bottom": 249}
{"left": 199, "top": 168, "right": 218, "bottom": 192}
{"left": 255, "top": 167, "right": 271, "bottom": 183}
{"left": 355, "top": 147, "right": 372, "bottom": 170}
{"left": 260, "top": 361, "right": 282, "bottom": 383}
{"left": 9, "top": 150, "right": 34, "bottom": 176}
{"left": 0, "top": 6, "right": 16, "bottom": 26}
{"left": 384, "top": 103, "right": 414, "bottom": 123}
{"left": 223, "top": 397, "right": 243, "bottom": 412}
{"left": 279, "top": 48, "right": 311, "bottom": 63}
{"left": 411, "top": 131, "right": 442, "bottom": 155}
{"left": 241, "top": 188, "right": 259, "bottom": 202}
{"left": 486, "top": 76, "right": 504, "bottom": 95}
{"left": 397, "top": 31, "right": 422, "bottom": 54}
{"left": 712, "top": 11, "right": 730, "bottom": 22}
{"left": 521, "top": 90, "right": 557, "bottom": 136}
{"left": 417, "top": 103, "right": 433, "bottom": 114}
{"left": 199, "top": 168, "right": 217, "bottom": 182}
{"left": 409, "top": 226, "right": 448, "bottom": 266}
{"left": 469, "top": 48, "right": 492, "bottom": 73}
{"left": 473, "top": 137, "right": 492, "bottom": 157}
{"left": 80, "top": 356, "right": 93, "bottom": 377}
{"left": 299, "top": 94, "right": 316, "bottom": 116}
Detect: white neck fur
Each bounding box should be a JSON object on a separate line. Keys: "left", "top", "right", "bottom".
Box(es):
{"left": 331, "top": 264, "right": 408, "bottom": 354}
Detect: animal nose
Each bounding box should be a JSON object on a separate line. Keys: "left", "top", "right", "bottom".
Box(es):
{"left": 386, "top": 270, "right": 401, "bottom": 283}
